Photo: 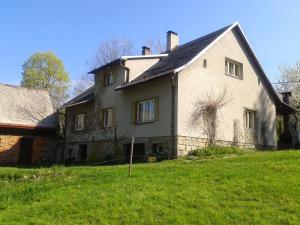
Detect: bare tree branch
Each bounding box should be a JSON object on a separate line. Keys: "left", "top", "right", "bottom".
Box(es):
{"left": 189, "top": 87, "right": 232, "bottom": 145}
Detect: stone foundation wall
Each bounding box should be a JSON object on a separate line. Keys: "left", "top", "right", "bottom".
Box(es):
{"left": 65, "top": 134, "right": 276, "bottom": 162}
{"left": 0, "top": 135, "right": 53, "bottom": 165}
{"left": 176, "top": 135, "right": 273, "bottom": 156}
{"left": 65, "top": 136, "right": 173, "bottom": 163}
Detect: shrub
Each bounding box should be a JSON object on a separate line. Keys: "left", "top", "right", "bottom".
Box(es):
{"left": 187, "top": 146, "right": 248, "bottom": 158}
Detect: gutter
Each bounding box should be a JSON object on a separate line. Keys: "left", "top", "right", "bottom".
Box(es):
{"left": 171, "top": 72, "right": 177, "bottom": 158}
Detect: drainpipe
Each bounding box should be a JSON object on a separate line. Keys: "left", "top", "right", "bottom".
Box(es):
{"left": 171, "top": 73, "right": 176, "bottom": 158}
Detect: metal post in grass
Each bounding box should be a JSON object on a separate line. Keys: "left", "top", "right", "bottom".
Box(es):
{"left": 129, "top": 137, "right": 134, "bottom": 176}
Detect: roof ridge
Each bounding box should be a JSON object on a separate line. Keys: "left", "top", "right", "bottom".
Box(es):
{"left": 0, "top": 83, "right": 49, "bottom": 92}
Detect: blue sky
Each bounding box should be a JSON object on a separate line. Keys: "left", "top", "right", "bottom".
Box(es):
{"left": 0, "top": 0, "right": 299, "bottom": 85}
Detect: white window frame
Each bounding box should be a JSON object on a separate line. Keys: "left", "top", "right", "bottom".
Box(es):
{"left": 75, "top": 114, "right": 85, "bottom": 131}
{"left": 245, "top": 109, "right": 256, "bottom": 130}
{"left": 105, "top": 72, "right": 114, "bottom": 86}
{"left": 225, "top": 58, "right": 243, "bottom": 78}
{"left": 103, "top": 108, "right": 113, "bottom": 128}
{"left": 137, "top": 99, "right": 155, "bottom": 123}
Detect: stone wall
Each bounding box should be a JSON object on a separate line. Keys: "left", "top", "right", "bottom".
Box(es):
{"left": 175, "top": 135, "right": 274, "bottom": 156}
{"left": 65, "top": 136, "right": 173, "bottom": 163}
{"left": 0, "top": 135, "right": 53, "bottom": 165}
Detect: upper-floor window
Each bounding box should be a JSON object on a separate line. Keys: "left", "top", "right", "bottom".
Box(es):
{"left": 244, "top": 109, "right": 256, "bottom": 130}
{"left": 137, "top": 99, "right": 156, "bottom": 123}
{"left": 105, "top": 72, "right": 114, "bottom": 86}
{"left": 103, "top": 108, "right": 113, "bottom": 128}
{"left": 75, "top": 114, "right": 85, "bottom": 131}
{"left": 225, "top": 58, "right": 243, "bottom": 79}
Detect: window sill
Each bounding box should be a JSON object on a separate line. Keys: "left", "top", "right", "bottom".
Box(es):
{"left": 225, "top": 73, "right": 243, "bottom": 80}
{"left": 75, "top": 129, "right": 84, "bottom": 132}
{"left": 100, "top": 126, "right": 115, "bottom": 130}
{"left": 136, "top": 120, "right": 156, "bottom": 125}
{"left": 245, "top": 128, "right": 257, "bottom": 133}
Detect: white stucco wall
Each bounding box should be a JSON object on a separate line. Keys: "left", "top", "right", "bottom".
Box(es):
{"left": 177, "top": 29, "right": 277, "bottom": 146}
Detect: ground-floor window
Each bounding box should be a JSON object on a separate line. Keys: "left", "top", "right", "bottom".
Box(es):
{"left": 245, "top": 109, "right": 256, "bottom": 130}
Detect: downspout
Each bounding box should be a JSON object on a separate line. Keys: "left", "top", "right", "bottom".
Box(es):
{"left": 171, "top": 73, "right": 176, "bottom": 158}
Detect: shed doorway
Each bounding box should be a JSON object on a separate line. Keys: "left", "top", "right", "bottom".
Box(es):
{"left": 19, "top": 138, "right": 33, "bottom": 164}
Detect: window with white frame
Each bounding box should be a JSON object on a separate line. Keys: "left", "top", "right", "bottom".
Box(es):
{"left": 245, "top": 109, "right": 256, "bottom": 130}
{"left": 137, "top": 99, "right": 155, "bottom": 123}
{"left": 225, "top": 58, "right": 243, "bottom": 78}
{"left": 103, "top": 108, "right": 113, "bottom": 127}
{"left": 105, "top": 72, "right": 114, "bottom": 86}
{"left": 75, "top": 114, "right": 85, "bottom": 131}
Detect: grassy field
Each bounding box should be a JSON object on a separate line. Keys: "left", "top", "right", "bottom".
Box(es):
{"left": 0, "top": 150, "right": 300, "bottom": 225}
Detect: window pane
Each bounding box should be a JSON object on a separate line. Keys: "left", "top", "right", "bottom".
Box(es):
{"left": 229, "top": 62, "right": 234, "bottom": 75}
{"left": 235, "top": 64, "right": 240, "bottom": 77}
{"left": 149, "top": 100, "right": 155, "bottom": 120}
{"left": 144, "top": 101, "right": 151, "bottom": 121}
{"left": 104, "top": 110, "right": 108, "bottom": 127}
{"left": 108, "top": 109, "right": 112, "bottom": 126}
{"left": 138, "top": 103, "right": 144, "bottom": 122}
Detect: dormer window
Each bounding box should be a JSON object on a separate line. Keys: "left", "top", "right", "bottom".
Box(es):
{"left": 105, "top": 72, "right": 114, "bottom": 86}
{"left": 225, "top": 58, "right": 243, "bottom": 79}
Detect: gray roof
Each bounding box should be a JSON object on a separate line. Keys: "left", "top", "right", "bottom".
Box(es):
{"left": 63, "top": 85, "right": 94, "bottom": 108}
{"left": 118, "top": 25, "right": 231, "bottom": 89}
{"left": 0, "top": 83, "right": 56, "bottom": 128}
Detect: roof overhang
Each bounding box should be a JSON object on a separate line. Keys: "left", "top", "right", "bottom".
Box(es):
{"left": 0, "top": 122, "right": 56, "bottom": 136}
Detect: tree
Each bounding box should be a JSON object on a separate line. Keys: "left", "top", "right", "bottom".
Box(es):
{"left": 145, "top": 36, "right": 166, "bottom": 54}
{"left": 189, "top": 88, "right": 231, "bottom": 146}
{"left": 21, "top": 52, "right": 70, "bottom": 109}
{"left": 72, "top": 38, "right": 134, "bottom": 96}
{"left": 275, "top": 61, "right": 300, "bottom": 110}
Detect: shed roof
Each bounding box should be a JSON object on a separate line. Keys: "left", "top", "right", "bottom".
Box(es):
{"left": 0, "top": 83, "right": 56, "bottom": 128}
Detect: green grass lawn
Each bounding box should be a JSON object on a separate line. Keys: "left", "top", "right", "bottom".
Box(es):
{"left": 0, "top": 150, "right": 300, "bottom": 225}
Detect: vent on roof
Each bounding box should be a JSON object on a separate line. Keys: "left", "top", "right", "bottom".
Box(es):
{"left": 166, "top": 30, "right": 179, "bottom": 52}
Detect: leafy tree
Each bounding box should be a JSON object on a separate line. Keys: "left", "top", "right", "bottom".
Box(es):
{"left": 21, "top": 52, "right": 70, "bottom": 109}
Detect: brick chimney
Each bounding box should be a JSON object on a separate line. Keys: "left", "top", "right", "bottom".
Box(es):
{"left": 142, "top": 46, "right": 151, "bottom": 55}
{"left": 166, "top": 31, "right": 179, "bottom": 52}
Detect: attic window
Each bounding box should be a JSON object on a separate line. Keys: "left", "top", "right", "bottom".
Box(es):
{"left": 225, "top": 58, "right": 243, "bottom": 79}
{"left": 203, "top": 59, "right": 207, "bottom": 68}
